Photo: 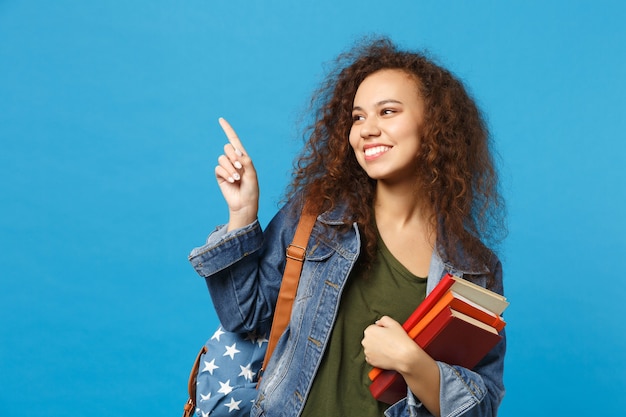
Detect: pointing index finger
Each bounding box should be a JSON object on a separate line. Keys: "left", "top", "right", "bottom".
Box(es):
{"left": 218, "top": 117, "right": 248, "bottom": 156}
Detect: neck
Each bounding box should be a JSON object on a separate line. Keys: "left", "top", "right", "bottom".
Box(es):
{"left": 374, "top": 180, "right": 433, "bottom": 228}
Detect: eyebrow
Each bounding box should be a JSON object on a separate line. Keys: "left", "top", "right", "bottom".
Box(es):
{"left": 352, "top": 99, "right": 403, "bottom": 111}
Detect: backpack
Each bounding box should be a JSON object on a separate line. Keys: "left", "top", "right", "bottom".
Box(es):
{"left": 183, "top": 210, "right": 316, "bottom": 417}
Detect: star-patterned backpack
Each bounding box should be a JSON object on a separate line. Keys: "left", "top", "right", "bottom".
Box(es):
{"left": 183, "top": 208, "right": 316, "bottom": 417}
{"left": 190, "top": 326, "right": 268, "bottom": 416}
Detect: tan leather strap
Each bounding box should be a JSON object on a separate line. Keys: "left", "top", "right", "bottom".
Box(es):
{"left": 260, "top": 208, "right": 317, "bottom": 380}
{"left": 183, "top": 345, "right": 207, "bottom": 417}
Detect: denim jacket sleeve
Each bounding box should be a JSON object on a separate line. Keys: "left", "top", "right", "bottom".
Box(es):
{"left": 385, "top": 260, "right": 506, "bottom": 417}
{"left": 188, "top": 199, "right": 301, "bottom": 336}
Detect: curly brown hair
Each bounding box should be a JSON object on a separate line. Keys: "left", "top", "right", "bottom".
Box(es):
{"left": 287, "top": 36, "right": 506, "bottom": 276}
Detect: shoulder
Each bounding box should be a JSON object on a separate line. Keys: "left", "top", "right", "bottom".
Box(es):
{"left": 437, "top": 231, "right": 503, "bottom": 293}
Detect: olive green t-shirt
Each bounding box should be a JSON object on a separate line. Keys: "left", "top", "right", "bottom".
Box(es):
{"left": 300, "top": 237, "right": 427, "bottom": 416}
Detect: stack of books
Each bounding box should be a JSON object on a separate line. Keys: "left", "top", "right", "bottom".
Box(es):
{"left": 369, "top": 273, "right": 509, "bottom": 404}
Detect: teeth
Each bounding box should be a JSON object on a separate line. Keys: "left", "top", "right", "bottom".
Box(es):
{"left": 364, "top": 146, "right": 390, "bottom": 157}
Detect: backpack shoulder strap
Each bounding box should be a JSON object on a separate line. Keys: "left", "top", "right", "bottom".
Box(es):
{"left": 260, "top": 205, "right": 316, "bottom": 379}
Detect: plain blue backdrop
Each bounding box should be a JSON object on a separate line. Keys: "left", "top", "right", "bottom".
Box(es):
{"left": 1, "top": 1, "right": 625, "bottom": 416}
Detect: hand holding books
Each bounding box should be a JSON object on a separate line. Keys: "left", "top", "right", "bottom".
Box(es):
{"left": 368, "top": 274, "right": 509, "bottom": 404}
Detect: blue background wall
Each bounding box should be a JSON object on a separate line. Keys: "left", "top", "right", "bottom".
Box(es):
{"left": 1, "top": 1, "right": 625, "bottom": 415}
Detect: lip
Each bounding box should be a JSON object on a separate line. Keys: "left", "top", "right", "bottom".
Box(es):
{"left": 363, "top": 144, "right": 392, "bottom": 161}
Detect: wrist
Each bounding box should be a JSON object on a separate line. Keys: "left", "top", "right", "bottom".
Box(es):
{"left": 395, "top": 341, "right": 424, "bottom": 376}
{"left": 227, "top": 207, "right": 258, "bottom": 231}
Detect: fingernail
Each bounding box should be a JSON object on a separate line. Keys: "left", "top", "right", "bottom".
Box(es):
{"left": 227, "top": 176, "right": 234, "bottom": 183}
{"left": 232, "top": 173, "right": 240, "bottom": 181}
{"left": 234, "top": 161, "right": 243, "bottom": 169}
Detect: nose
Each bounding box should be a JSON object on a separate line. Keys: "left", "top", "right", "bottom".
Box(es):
{"left": 360, "top": 117, "right": 381, "bottom": 138}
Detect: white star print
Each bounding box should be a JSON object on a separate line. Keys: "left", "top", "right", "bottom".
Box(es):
{"left": 202, "top": 359, "right": 219, "bottom": 374}
{"left": 200, "top": 411, "right": 210, "bottom": 417}
{"left": 217, "top": 379, "right": 234, "bottom": 395}
{"left": 239, "top": 363, "right": 255, "bottom": 381}
{"left": 223, "top": 343, "right": 240, "bottom": 360}
{"left": 224, "top": 397, "right": 242, "bottom": 412}
{"left": 255, "top": 334, "right": 268, "bottom": 347}
{"left": 199, "top": 392, "right": 211, "bottom": 402}
{"left": 211, "top": 327, "right": 225, "bottom": 342}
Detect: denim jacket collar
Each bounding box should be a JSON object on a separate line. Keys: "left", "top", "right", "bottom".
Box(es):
{"left": 317, "top": 201, "right": 491, "bottom": 277}
{"left": 317, "top": 201, "right": 352, "bottom": 226}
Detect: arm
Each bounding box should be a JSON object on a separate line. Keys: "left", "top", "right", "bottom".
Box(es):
{"left": 189, "top": 202, "right": 300, "bottom": 335}
{"left": 189, "top": 118, "right": 291, "bottom": 334}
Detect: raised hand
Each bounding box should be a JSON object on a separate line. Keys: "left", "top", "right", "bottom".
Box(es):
{"left": 215, "top": 118, "right": 259, "bottom": 231}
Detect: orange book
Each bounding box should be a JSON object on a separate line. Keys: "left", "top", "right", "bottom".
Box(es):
{"left": 370, "top": 307, "right": 503, "bottom": 404}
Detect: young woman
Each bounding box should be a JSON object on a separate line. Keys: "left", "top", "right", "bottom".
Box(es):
{"left": 189, "top": 37, "right": 506, "bottom": 417}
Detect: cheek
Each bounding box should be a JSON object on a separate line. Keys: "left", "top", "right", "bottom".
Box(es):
{"left": 396, "top": 125, "right": 422, "bottom": 150}
{"left": 348, "top": 128, "right": 360, "bottom": 152}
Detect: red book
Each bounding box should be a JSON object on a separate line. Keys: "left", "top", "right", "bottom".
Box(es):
{"left": 369, "top": 307, "right": 503, "bottom": 404}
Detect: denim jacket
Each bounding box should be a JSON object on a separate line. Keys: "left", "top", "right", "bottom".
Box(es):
{"left": 189, "top": 197, "right": 505, "bottom": 417}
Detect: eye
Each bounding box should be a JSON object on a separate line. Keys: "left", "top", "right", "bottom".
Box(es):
{"left": 352, "top": 114, "right": 365, "bottom": 123}
{"left": 381, "top": 108, "right": 396, "bottom": 116}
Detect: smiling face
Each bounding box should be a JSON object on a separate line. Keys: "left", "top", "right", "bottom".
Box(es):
{"left": 349, "top": 69, "right": 425, "bottom": 185}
